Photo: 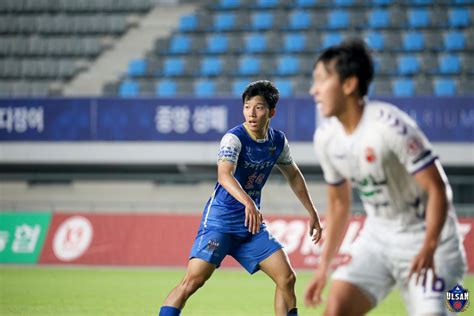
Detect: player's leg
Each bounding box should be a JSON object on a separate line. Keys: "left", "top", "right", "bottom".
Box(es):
{"left": 325, "top": 230, "right": 394, "bottom": 316}
{"left": 159, "top": 228, "right": 232, "bottom": 316}
{"left": 230, "top": 227, "right": 296, "bottom": 316}
{"left": 396, "top": 230, "right": 467, "bottom": 316}
{"left": 259, "top": 249, "right": 298, "bottom": 316}
{"left": 160, "top": 258, "right": 216, "bottom": 315}
{"left": 324, "top": 280, "right": 373, "bottom": 316}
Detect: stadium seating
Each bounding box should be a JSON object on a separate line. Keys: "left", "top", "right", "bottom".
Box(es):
{"left": 109, "top": 1, "right": 472, "bottom": 97}
{"left": 0, "top": 0, "right": 154, "bottom": 96}
{"left": 2, "top": 0, "right": 473, "bottom": 97}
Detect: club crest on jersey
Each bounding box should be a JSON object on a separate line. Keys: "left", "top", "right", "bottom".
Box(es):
{"left": 445, "top": 284, "right": 470, "bottom": 313}
{"left": 365, "top": 147, "right": 376, "bottom": 163}
{"left": 269, "top": 145, "right": 276, "bottom": 156}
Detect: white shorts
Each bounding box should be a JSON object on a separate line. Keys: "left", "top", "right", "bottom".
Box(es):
{"left": 332, "top": 218, "right": 467, "bottom": 315}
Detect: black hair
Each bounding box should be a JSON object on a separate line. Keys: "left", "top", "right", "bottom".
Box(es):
{"left": 241, "top": 80, "right": 279, "bottom": 110}
{"left": 316, "top": 38, "right": 374, "bottom": 97}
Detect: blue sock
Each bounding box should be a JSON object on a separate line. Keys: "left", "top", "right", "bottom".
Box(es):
{"left": 287, "top": 307, "right": 298, "bottom": 316}
{"left": 159, "top": 306, "right": 181, "bottom": 316}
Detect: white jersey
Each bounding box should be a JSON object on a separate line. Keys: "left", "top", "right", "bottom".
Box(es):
{"left": 314, "top": 100, "right": 455, "bottom": 230}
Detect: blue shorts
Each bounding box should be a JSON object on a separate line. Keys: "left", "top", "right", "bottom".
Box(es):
{"left": 189, "top": 226, "right": 283, "bottom": 274}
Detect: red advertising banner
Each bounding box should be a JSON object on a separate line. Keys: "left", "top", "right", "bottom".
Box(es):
{"left": 39, "top": 213, "right": 474, "bottom": 273}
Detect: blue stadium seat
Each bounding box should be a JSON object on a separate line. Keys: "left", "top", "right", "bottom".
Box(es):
{"left": 214, "top": 13, "right": 236, "bottom": 31}
{"left": 169, "top": 35, "right": 190, "bottom": 54}
{"left": 276, "top": 55, "right": 299, "bottom": 76}
{"left": 178, "top": 14, "right": 198, "bottom": 32}
{"left": 207, "top": 34, "right": 229, "bottom": 54}
{"left": 327, "top": 10, "right": 349, "bottom": 29}
{"left": 365, "top": 31, "right": 384, "bottom": 51}
{"left": 434, "top": 78, "right": 456, "bottom": 96}
{"left": 392, "top": 79, "right": 415, "bottom": 96}
{"left": 322, "top": 32, "right": 343, "bottom": 49}
{"left": 245, "top": 33, "right": 267, "bottom": 53}
{"left": 368, "top": 9, "right": 389, "bottom": 29}
{"left": 232, "top": 79, "right": 250, "bottom": 96}
{"left": 200, "top": 57, "right": 222, "bottom": 76}
{"left": 438, "top": 54, "right": 461, "bottom": 75}
{"left": 397, "top": 55, "right": 419, "bottom": 75}
{"left": 283, "top": 33, "right": 306, "bottom": 52}
{"left": 443, "top": 31, "right": 465, "bottom": 51}
{"left": 156, "top": 79, "right": 177, "bottom": 97}
{"left": 448, "top": 8, "right": 470, "bottom": 28}
{"left": 163, "top": 58, "right": 184, "bottom": 77}
{"left": 127, "top": 59, "right": 147, "bottom": 77}
{"left": 407, "top": 9, "right": 430, "bottom": 28}
{"left": 408, "top": 0, "right": 433, "bottom": 5}
{"left": 370, "top": 0, "right": 394, "bottom": 6}
{"left": 216, "top": 0, "right": 240, "bottom": 10}
{"left": 288, "top": 10, "right": 311, "bottom": 30}
{"left": 194, "top": 79, "right": 215, "bottom": 97}
{"left": 119, "top": 80, "right": 139, "bottom": 97}
{"left": 238, "top": 56, "right": 261, "bottom": 76}
{"left": 295, "top": 0, "right": 317, "bottom": 7}
{"left": 251, "top": 12, "right": 274, "bottom": 30}
{"left": 402, "top": 32, "right": 425, "bottom": 51}
{"left": 256, "top": 0, "right": 278, "bottom": 9}
{"left": 274, "top": 79, "right": 293, "bottom": 96}
{"left": 335, "top": 0, "right": 354, "bottom": 6}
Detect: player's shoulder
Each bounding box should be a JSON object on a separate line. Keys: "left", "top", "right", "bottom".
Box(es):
{"left": 366, "top": 100, "right": 418, "bottom": 134}
{"left": 269, "top": 126, "right": 286, "bottom": 142}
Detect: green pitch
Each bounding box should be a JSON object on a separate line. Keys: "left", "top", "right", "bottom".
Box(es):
{"left": 1, "top": 267, "right": 472, "bottom": 316}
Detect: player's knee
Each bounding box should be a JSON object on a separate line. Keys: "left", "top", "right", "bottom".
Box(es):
{"left": 180, "top": 275, "right": 207, "bottom": 295}
{"left": 276, "top": 270, "right": 296, "bottom": 290}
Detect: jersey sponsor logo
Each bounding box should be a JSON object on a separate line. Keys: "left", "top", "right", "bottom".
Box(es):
{"left": 446, "top": 284, "right": 470, "bottom": 313}
{"left": 365, "top": 147, "right": 376, "bottom": 163}
{"left": 352, "top": 175, "right": 387, "bottom": 197}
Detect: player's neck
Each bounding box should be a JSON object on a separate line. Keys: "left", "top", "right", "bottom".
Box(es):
{"left": 243, "top": 121, "right": 269, "bottom": 141}
{"left": 337, "top": 98, "right": 364, "bottom": 135}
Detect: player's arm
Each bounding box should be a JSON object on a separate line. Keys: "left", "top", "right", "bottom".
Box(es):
{"left": 277, "top": 162, "right": 322, "bottom": 243}
{"left": 408, "top": 160, "right": 448, "bottom": 284}
{"left": 304, "top": 180, "right": 351, "bottom": 307}
{"left": 217, "top": 161, "right": 262, "bottom": 234}
{"left": 319, "top": 180, "right": 351, "bottom": 275}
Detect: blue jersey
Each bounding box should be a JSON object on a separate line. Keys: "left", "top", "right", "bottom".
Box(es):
{"left": 200, "top": 123, "right": 293, "bottom": 236}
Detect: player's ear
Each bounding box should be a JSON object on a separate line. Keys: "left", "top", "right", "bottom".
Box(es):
{"left": 343, "top": 75, "right": 358, "bottom": 96}
{"left": 269, "top": 108, "right": 276, "bottom": 118}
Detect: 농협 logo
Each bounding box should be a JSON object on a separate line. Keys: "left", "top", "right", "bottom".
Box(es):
{"left": 446, "top": 284, "right": 470, "bottom": 313}
{"left": 53, "top": 216, "right": 93, "bottom": 261}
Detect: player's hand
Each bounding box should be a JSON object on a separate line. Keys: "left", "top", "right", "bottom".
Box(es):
{"left": 407, "top": 244, "right": 436, "bottom": 287}
{"left": 309, "top": 216, "right": 323, "bottom": 244}
{"left": 244, "top": 203, "right": 262, "bottom": 234}
{"left": 304, "top": 268, "right": 328, "bottom": 308}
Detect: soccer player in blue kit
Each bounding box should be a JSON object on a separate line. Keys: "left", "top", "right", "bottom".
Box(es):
{"left": 159, "top": 80, "right": 323, "bottom": 316}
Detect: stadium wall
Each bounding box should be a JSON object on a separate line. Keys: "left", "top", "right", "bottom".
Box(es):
{"left": 0, "top": 212, "right": 473, "bottom": 273}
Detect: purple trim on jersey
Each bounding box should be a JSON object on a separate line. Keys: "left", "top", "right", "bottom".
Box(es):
{"left": 326, "top": 179, "right": 347, "bottom": 186}
{"left": 410, "top": 156, "right": 438, "bottom": 175}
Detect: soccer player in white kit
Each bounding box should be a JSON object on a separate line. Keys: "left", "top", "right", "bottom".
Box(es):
{"left": 303, "top": 39, "right": 467, "bottom": 316}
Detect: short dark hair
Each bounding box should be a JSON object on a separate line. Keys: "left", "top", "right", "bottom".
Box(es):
{"left": 241, "top": 80, "right": 279, "bottom": 110}
{"left": 316, "top": 38, "right": 374, "bottom": 97}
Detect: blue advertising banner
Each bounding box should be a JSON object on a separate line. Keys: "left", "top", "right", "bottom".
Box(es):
{"left": 0, "top": 97, "right": 472, "bottom": 142}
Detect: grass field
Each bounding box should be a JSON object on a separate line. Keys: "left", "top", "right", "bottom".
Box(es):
{"left": 0, "top": 267, "right": 472, "bottom": 316}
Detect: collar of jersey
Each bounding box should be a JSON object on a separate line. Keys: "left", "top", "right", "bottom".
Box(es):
{"left": 243, "top": 123, "right": 268, "bottom": 143}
